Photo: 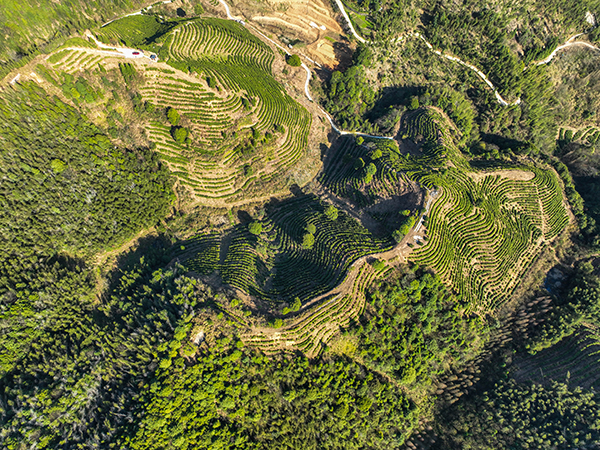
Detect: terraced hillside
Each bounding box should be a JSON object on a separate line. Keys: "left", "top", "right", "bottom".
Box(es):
{"left": 174, "top": 107, "right": 570, "bottom": 354}
{"left": 175, "top": 193, "right": 394, "bottom": 304}
{"left": 147, "top": 18, "right": 313, "bottom": 201}
{"left": 241, "top": 262, "right": 389, "bottom": 357}
{"left": 35, "top": 17, "right": 315, "bottom": 204}
{"left": 318, "top": 136, "right": 423, "bottom": 225}
{"left": 412, "top": 168, "right": 568, "bottom": 312}
{"left": 377, "top": 108, "right": 572, "bottom": 313}
{"left": 512, "top": 327, "right": 600, "bottom": 389}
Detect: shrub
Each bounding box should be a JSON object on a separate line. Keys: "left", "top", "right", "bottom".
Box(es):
{"left": 372, "top": 259, "right": 386, "bottom": 271}
{"left": 392, "top": 230, "right": 405, "bottom": 243}
{"left": 167, "top": 107, "right": 180, "bottom": 126}
{"left": 366, "top": 163, "right": 377, "bottom": 176}
{"left": 302, "top": 232, "right": 315, "bottom": 249}
{"left": 356, "top": 136, "right": 364, "bottom": 146}
{"left": 409, "top": 96, "right": 420, "bottom": 110}
{"left": 306, "top": 223, "right": 316, "bottom": 234}
{"left": 50, "top": 159, "right": 67, "bottom": 173}
{"left": 248, "top": 221, "right": 262, "bottom": 235}
{"left": 286, "top": 54, "right": 301, "bottom": 66}
{"left": 171, "top": 126, "right": 188, "bottom": 143}
{"left": 119, "top": 63, "right": 136, "bottom": 84}
{"left": 325, "top": 205, "right": 338, "bottom": 220}
{"left": 291, "top": 297, "right": 302, "bottom": 312}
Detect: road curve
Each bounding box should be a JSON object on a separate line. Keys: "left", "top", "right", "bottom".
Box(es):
{"left": 301, "top": 63, "right": 313, "bottom": 101}
{"left": 214, "top": 0, "right": 401, "bottom": 138}
{"left": 218, "top": 0, "right": 234, "bottom": 20}
{"left": 333, "top": 0, "right": 366, "bottom": 44}
{"left": 329, "top": 0, "right": 521, "bottom": 106}
{"left": 533, "top": 34, "right": 600, "bottom": 66}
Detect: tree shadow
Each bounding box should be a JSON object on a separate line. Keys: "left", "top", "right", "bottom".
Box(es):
{"left": 367, "top": 85, "right": 421, "bottom": 122}
{"left": 332, "top": 41, "right": 354, "bottom": 71}
{"left": 479, "top": 133, "right": 526, "bottom": 151}
{"left": 102, "top": 234, "right": 172, "bottom": 303}
{"left": 236, "top": 210, "right": 253, "bottom": 224}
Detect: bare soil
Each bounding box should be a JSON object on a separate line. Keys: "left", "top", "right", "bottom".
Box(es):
{"left": 215, "top": 0, "right": 352, "bottom": 68}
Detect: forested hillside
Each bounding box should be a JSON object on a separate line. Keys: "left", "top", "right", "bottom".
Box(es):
{"left": 0, "top": 83, "right": 173, "bottom": 256}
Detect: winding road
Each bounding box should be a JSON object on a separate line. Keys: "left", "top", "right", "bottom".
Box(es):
{"left": 333, "top": 0, "right": 366, "bottom": 44}
{"left": 215, "top": 0, "right": 598, "bottom": 116}
{"left": 332, "top": 0, "right": 600, "bottom": 106}
{"left": 55, "top": 0, "right": 600, "bottom": 139}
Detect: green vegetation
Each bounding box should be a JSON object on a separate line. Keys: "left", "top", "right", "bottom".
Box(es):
{"left": 34, "top": 15, "right": 314, "bottom": 203}
{"left": 0, "top": 248, "right": 214, "bottom": 448}
{"left": 319, "top": 136, "right": 415, "bottom": 215}
{"left": 435, "top": 380, "right": 600, "bottom": 449}
{"left": 286, "top": 54, "right": 302, "bottom": 66}
{"left": 0, "top": 79, "right": 179, "bottom": 448}
{"left": 0, "top": 0, "right": 147, "bottom": 77}
{"left": 248, "top": 221, "right": 263, "bottom": 235}
{"left": 140, "top": 18, "right": 312, "bottom": 200}
{"left": 526, "top": 261, "right": 600, "bottom": 353}
{"left": 325, "top": 204, "right": 339, "bottom": 220}
{"left": 178, "top": 193, "right": 393, "bottom": 303}
{"left": 4, "top": 1, "right": 600, "bottom": 449}
{"left": 126, "top": 333, "right": 417, "bottom": 449}
{"left": 412, "top": 165, "right": 568, "bottom": 311}
{"left": 96, "top": 14, "right": 175, "bottom": 47}
{"left": 167, "top": 107, "right": 181, "bottom": 125}
{"left": 0, "top": 83, "right": 173, "bottom": 255}
{"left": 325, "top": 65, "right": 377, "bottom": 132}
{"left": 359, "top": 108, "right": 571, "bottom": 312}
{"left": 119, "top": 62, "right": 137, "bottom": 84}
{"left": 348, "top": 268, "right": 483, "bottom": 383}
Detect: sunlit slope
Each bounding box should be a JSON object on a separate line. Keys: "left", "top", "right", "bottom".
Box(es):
{"left": 413, "top": 168, "right": 568, "bottom": 312}
{"left": 41, "top": 17, "right": 313, "bottom": 203}
{"left": 148, "top": 18, "right": 312, "bottom": 201}
{"left": 386, "top": 109, "right": 571, "bottom": 313}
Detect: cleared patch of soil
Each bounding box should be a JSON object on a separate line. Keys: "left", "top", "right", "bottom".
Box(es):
{"left": 225, "top": 0, "right": 351, "bottom": 68}
{"left": 469, "top": 169, "right": 535, "bottom": 182}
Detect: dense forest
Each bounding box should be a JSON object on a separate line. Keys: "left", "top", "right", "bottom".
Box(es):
{"left": 0, "top": 83, "right": 173, "bottom": 257}
{"left": 435, "top": 380, "right": 600, "bottom": 449}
